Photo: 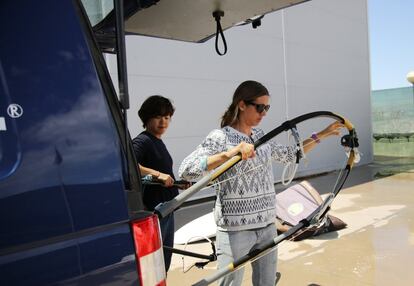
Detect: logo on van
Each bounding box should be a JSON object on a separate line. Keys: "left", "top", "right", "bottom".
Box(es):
{"left": 7, "top": 103, "right": 23, "bottom": 118}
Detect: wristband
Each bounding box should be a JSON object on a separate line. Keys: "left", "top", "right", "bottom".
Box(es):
{"left": 311, "top": 132, "right": 320, "bottom": 144}
{"left": 200, "top": 156, "right": 208, "bottom": 171}
{"left": 142, "top": 174, "right": 153, "bottom": 182}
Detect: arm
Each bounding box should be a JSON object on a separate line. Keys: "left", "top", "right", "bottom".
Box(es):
{"left": 206, "top": 141, "right": 254, "bottom": 170}
{"left": 139, "top": 164, "right": 174, "bottom": 187}
{"left": 132, "top": 135, "right": 174, "bottom": 187}
{"left": 267, "top": 121, "right": 343, "bottom": 164}
{"left": 139, "top": 164, "right": 160, "bottom": 177}
{"left": 179, "top": 130, "right": 255, "bottom": 180}
{"left": 179, "top": 129, "right": 226, "bottom": 181}
{"left": 302, "top": 121, "right": 344, "bottom": 154}
{"left": 265, "top": 126, "right": 296, "bottom": 164}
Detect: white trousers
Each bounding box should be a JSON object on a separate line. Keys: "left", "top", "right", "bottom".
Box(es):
{"left": 216, "top": 223, "right": 278, "bottom": 286}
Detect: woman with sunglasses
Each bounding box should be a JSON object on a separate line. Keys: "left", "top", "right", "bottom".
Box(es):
{"left": 179, "top": 80, "right": 342, "bottom": 286}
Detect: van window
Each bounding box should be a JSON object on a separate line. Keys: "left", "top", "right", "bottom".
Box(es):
{"left": 81, "top": 0, "right": 113, "bottom": 25}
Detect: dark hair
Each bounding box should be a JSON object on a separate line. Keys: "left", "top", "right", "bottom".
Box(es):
{"left": 221, "top": 80, "right": 269, "bottom": 127}
{"left": 138, "top": 95, "right": 175, "bottom": 128}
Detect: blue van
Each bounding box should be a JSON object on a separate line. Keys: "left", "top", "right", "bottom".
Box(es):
{"left": 0, "top": 1, "right": 167, "bottom": 285}
{"left": 0, "top": 0, "right": 308, "bottom": 285}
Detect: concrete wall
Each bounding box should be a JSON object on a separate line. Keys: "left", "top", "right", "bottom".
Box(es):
{"left": 107, "top": 0, "right": 372, "bottom": 188}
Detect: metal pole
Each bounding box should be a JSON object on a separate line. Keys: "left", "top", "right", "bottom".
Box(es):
{"left": 412, "top": 84, "right": 414, "bottom": 105}
{"left": 114, "top": 0, "right": 129, "bottom": 110}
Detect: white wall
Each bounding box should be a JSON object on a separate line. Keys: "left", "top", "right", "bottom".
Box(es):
{"left": 107, "top": 0, "right": 372, "bottom": 186}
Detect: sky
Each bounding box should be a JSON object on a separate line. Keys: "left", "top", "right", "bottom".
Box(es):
{"left": 368, "top": 0, "right": 414, "bottom": 91}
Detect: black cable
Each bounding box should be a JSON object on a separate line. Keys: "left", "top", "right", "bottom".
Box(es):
{"left": 213, "top": 10, "right": 227, "bottom": 56}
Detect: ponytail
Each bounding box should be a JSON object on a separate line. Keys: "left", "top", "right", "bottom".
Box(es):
{"left": 221, "top": 103, "right": 239, "bottom": 128}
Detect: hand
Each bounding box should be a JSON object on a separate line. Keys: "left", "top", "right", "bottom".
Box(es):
{"left": 319, "top": 121, "right": 344, "bottom": 139}
{"left": 235, "top": 142, "right": 255, "bottom": 160}
{"left": 176, "top": 180, "right": 192, "bottom": 190}
{"left": 158, "top": 172, "right": 174, "bottom": 187}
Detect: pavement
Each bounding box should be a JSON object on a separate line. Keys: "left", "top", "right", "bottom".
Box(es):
{"left": 167, "top": 156, "right": 414, "bottom": 285}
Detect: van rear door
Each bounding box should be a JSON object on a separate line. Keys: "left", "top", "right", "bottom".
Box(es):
{"left": 0, "top": 0, "right": 144, "bottom": 285}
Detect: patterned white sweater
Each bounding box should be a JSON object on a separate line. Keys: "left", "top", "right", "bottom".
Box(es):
{"left": 179, "top": 126, "right": 296, "bottom": 231}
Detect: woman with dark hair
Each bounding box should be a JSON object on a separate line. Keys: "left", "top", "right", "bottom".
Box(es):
{"left": 179, "top": 80, "right": 342, "bottom": 286}
{"left": 132, "top": 95, "right": 178, "bottom": 272}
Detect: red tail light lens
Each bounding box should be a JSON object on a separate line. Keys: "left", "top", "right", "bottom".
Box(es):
{"left": 131, "top": 214, "right": 166, "bottom": 286}
{"left": 132, "top": 214, "right": 162, "bottom": 256}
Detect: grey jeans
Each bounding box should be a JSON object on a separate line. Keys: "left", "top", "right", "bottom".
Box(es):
{"left": 216, "top": 223, "right": 278, "bottom": 286}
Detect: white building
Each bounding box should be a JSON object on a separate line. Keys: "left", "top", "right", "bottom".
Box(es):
{"left": 106, "top": 0, "right": 372, "bottom": 192}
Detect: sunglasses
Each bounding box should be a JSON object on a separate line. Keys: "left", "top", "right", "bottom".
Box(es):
{"left": 245, "top": 101, "right": 270, "bottom": 113}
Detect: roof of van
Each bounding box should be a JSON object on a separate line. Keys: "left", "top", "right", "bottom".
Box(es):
{"left": 94, "top": 0, "right": 310, "bottom": 43}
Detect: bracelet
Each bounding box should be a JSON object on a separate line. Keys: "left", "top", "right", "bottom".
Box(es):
{"left": 142, "top": 174, "right": 153, "bottom": 182}
{"left": 311, "top": 132, "right": 320, "bottom": 144}
{"left": 200, "top": 156, "right": 208, "bottom": 171}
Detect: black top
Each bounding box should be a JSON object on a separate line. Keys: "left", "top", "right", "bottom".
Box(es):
{"left": 132, "top": 131, "right": 179, "bottom": 210}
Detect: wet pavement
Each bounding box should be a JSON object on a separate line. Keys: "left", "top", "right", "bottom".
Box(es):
{"left": 167, "top": 156, "right": 414, "bottom": 285}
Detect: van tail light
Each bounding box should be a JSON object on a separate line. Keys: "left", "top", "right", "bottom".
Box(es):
{"left": 131, "top": 214, "right": 166, "bottom": 286}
